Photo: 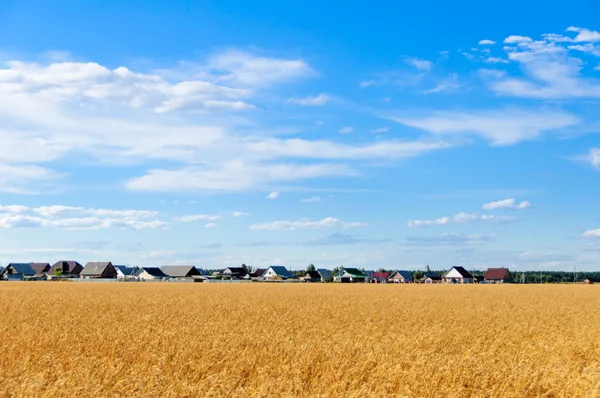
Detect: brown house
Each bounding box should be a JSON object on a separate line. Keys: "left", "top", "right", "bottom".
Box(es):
{"left": 29, "top": 263, "right": 51, "bottom": 277}
{"left": 81, "top": 262, "right": 117, "bottom": 278}
{"left": 484, "top": 268, "right": 512, "bottom": 284}
{"left": 49, "top": 261, "right": 84, "bottom": 276}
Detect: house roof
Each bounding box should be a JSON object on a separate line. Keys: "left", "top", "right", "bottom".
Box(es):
{"left": 81, "top": 262, "right": 114, "bottom": 276}
{"left": 391, "top": 270, "right": 414, "bottom": 280}
{"left": 316, "top": 269, "right": 332, "bottom": 279}
{"left": 305, "top": 271, "right": 321, "bottom": 279}
{"left": 115, "top": 265, "right": 139, "bottom": 276}
{"left": 162, "top": 265, "right": 200, "bottom": 277}
{"left": 341, "top": 268, "right": 367, "bottom": 277}
{"left": 141, "top": 267, "right": 167, "bottom": 277}
{"left": 484, "top": 268, "right": 512, "bottom": 280}
{"left": 221, "top": 267, "right": 247, "bottom": 276}
{"left": 7, "top": 263, "right": 36, "bottom": 276}
{"left": 448, "top": 266, "right": 474, "bottom": 279}
{"left": 425, "top": 275, "right": 442, "bottom": 280}
{"left": 267, "top": 266, "right": 293, "bottom": 278}
{"left": 250, "top": 268, "right": 266, "bottom": 277}
{"left": 29, "top": 262, "right": 50, "bottom": 275}
{"left": 49, "top": 261, "right": 83, "bottom": 275}
{"left": 372, "top": 272, "right": 389, "bottom": 281}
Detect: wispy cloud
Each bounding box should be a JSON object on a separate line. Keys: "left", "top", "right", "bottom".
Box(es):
{"left": 405, "top": 57, "right": 433, "bottom": 71}
{"left": 583, "top": 229, "right": 600, "bottom": 238}
{"left": 369, "top": 127, "right": 389, "bottom": 133}
{"left": 287, "top": 93, "right": 331, "bottom": 106}
{"left": 572, "top": 148, "right": 600, "bottom": 169}
{"left": 301, "top": 196, "right": 321, "bottom": 203}
{"left": 482, "top": 198, "right": 531, "bottom": 210}
{"left": 266, "top": 191, "right": 280, "bottom": 199}
{"left": 479, "top": 39, "right": 496, "bottom": 45}
{"left": 175, "top": 214, "right": 221, "bottom": 222}
{"left": 407, "top": 212, "right": 514, "bottom": 228}
{"left": 405, "top": 233, "right": 495, "bottom": 246}
{"left": 250, "top": 217, "right": 368, "bottom": 231}
{"left": 338, "top": 126, "right": 354, "bottom": 134}
{"left": 303, "top": 233, "right": 390, "bottom": 246}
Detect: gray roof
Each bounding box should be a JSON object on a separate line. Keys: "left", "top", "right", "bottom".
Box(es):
{"left": 161, "top": 265, "right": 201, "bottom": 278}
{"left": 81, "top": 262, "right": 114, "bottom": 276}
{"left": 7, "top": 263, "right": 36, "bottom": 276}
{"left": 317, "top": 269, "right": 332, "bottom": 279}
{"left": 268, "top": 266, "right": 293, "bottom": 278}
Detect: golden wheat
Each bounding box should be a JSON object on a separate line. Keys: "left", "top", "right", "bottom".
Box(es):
{"left": 1, "top": 283, "right": 600, "bottom": 397}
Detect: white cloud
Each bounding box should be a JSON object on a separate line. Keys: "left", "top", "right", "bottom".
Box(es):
{"left": 484, "top": 57, "right": 509, "bottom": 64}
{"left": 0, "top": 204, "right": 168, "bottom": 230}
{"left": 574, "top": 148, "right": 600, "bottom": 169}
{"left": 405, "top": 57, "right": 433, "bottom": 71}
{"left": 301, "top": 196, "right": 321, "bottom": 203}
{"left": 204, "top": 222, "right": 218, "bottom": 228}
{"left": 369, "top": 127, "right": 389, "bottom": 133}
{"left": 232, "top": 211, "right": 250, "bottom": 217}
{"left": 422, "top": 74, "right": 460, "bottom": 94}
{"left": 391, "top": 109, "right": 579, "bottom": 146}
{"left": 504, "top": 35, "right": 533, "bottom": 44}
{"left": 338, "top": 126, "right": 354, "bottom": 134}
{"left": 583, "top": 229, "right": 600, "bottom": 238}
{"left": 479, "top": 40, "right": 496, "bottom": 45}
{"left": 0, "top": 163, "right": 61, "bottom": 194}
{"left": 287, "top": 93, "right": 331, "bottom": 106}
{"left": 250, "top": 217, "right": 368, "bottom": 231}
{"left": 407, "top": 212, "right": 514, "bottom": 228}
{"left": 568, "top": 44, "right": 600, "bottom": 57}
{"left": 565, "top": 27, "right": 600, "bottom": 42}
{"left": 482, "top": 198, "right": 532, "bottom": 210}
{"left": 266, "top": 191, "right": 280, "bottom": 199}
{"left": 175, "top": 214, "right": 221, "bottom": 222}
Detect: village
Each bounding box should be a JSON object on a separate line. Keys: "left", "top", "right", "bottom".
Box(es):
{"left": 0, "top": 261, "right": 529, "bottom": 284}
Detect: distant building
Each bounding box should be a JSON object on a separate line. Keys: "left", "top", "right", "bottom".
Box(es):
{"left": 388, "top": 270, "right": 414, "bottom": 283}
{"left": 423, "top": 275, "right": 442, "bottom": 284}
{"left": 442, "top": 267, "right": 474, "bottom": 284}
{"left": 584, "top": 279, "right": 593, "bottom": 285}
{"left": 302, "top": 271, "right": 322, "bottom": 282}
{"left": 5, "top": 263, "right": 37, "bottom": 280}
{"left": 138, "top": 267, "right": 168, "bottom": 281}
{"left": 316, "top": 269, "right": 333, "bottom": 282}
{"left": 370, "top": 272, "right": 389, "bottom": 283}
{"left": 220, "top": 267, "right": 248, "bottom": 279}
{"left": 161, "top": 265, "right": 201, "bottom": 278}
{"left": 249, "top": 268, "right": 267, "bottom": 280}
{"left": 49, "top": 261, "right": 83, "bottom": 276}
{"left": 484, "top": 268, "right": 512, "bottom": 284}
{"left": 263, "top": 266, "right": 293, "bottom": 280}
{"left": 334, "top": 268, "right": 368, "bottom": 283}
{"left": 115, "top": 265, "right": 140, "bottom": 279}
{"left": 81, "top": 262, "right": 117, "bottom": 279}
{"left": 29, "top": 263, "right": 51, "bottom": 278}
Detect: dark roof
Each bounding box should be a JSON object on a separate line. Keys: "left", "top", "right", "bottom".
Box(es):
{"left": 426, "top": 275, "right": 442, "bottom": 280}
{"left": 451, "top": 266, "right": 474, "bottom": 279}
{"left": 250, "top": 268, "right": 266, "bottom": 277}
{"left": 305, "top": 271, "right": 321, "bottom": 279}
{"left": 268, "top": 266, "right": 293, "bottom": 278}
{"left": 162, "top": 265, "right": 201, "bottom": 277}
{"left": 29, "top": 263, "right": 50, "bottom": 275}
{"left": 115, "top": 265, "right": 139, "bottom": 276}
{"left": 141, "top": 267, "right": 167, "bottom": 277}
{"left": 221, "top": 267, "right": 248, "bottom": 276}
{"left": 484, "top": 268, "right": 512, "bottom": 280}
{"left": 49, "top": 261, "right": 83, "bottom": 275}
{"left": 341, "top": 268, "right": 367, "bottom": 277}
{"left": 390, "top": 270, "right": 414, "bottom": 281}
{"left": 81, "top": 262, "right": 115, "bottom": 276}
{"left": 7, "top": 263, "right": 36, "bottom": 276}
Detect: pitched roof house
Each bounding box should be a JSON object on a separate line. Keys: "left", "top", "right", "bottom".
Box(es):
{"left": 29, "top": 262, "right": 51, "bottom": 276}
{"left": 81, "top": 262, "right": 117, "bottom": 278}
{"left": 115, "top": 265, "right": 140, "bottom": 279}
{"left": 371, "top": 271, "right": 389, "bottom": 283}
{"left": 422, "top": 274, "right": 442, "bottom": 284}
{"left": 161, "top": 265, "right": 201, "bottom": 278}
{"left": 302, "top": 270, "right": 322, "bottom": 282}
{"left": 220, "top": 267, "right": 248, "bottom": 279}
{"left": 484, "top": 268, "right": 512, "bottom": 283}
{"left": 49, "top": 261, "right": 84, "bottom": 276}
{"left": 388, "top": 270, "right": 414, "bottom": 283}
{"left": 138, "top": 267, "right": 168, "bottom": 280}
{"left": 334, "top": 267, "right": 368, "bottom": 283}
{"left": 263, "top": 266, "right": 293, "bottom": 280}
{"left": 442, "top": 266, "right": 474, "bottom": 284}
{"left": 249, "top": 268, "right": 267, "bottom": 279}
{"left": 5, "top": 263, "right": 37, "bottom": 280}
{"left": 316, "top": 269, "right": 333, "bottom": 282}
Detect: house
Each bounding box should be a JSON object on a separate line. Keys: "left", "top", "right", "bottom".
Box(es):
{"left": 484, "top": 268, "right": 512, "bottom": 284}
{"left": 263, "top": 266, "right": 293, "bottom": 280}
{"left": 138, "top": 267, "right": 168, "bottom": 281}
{"left": 249, "top": 268, "right": 267, "bottom": 280}
{"left": 81, "top": 262, "right": 117, "bottom": 278}
{"left": 115, "top": 265, "right": 140, "bottom": 279}
{"left": 423, "top": 275, "right": 442, "bottom": 284}
{"left": 161, "top": 265, "right": 201, "bottom": 278}
{"left": 220, "top": 267, "right": 248, "bottom": 279}
{"left": 584, "top": 279, "right": 593, "bottom": 284}
{"left": 302, "top": 271, "right": 322, "bottom": 282}
{"left": 388, "top": 270, "right": 414, "bottom": 283}
{"left": 5, "top": 263, "right": 37, "bottom": 280}
{"left": 29, "top": 262, "right": 51, "bottom": 278}
{"left": 334, "top": 268, "right": 368, "bottom": 283}
{"left": 442, "top": 266, "right": 474, "bottom": 284}
{"left": 49, "top": 261, "right": 84, "bottom": 276}
{"left": 370, "top": 271, "right": 389, "bottom": 283}
{"left": 317, "top": 269, "right": 333, "bottom": 282}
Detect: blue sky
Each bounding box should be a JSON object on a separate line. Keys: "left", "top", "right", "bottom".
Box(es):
{"left": 1, "top": 0, "right": 600, "bottom": 270}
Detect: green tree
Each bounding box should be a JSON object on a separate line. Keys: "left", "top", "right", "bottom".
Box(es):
{"left": 53, "top": 268, "right": 63, "bottom": 277}
{"left": 414, "top": 271, "right": 424, "bottom": 280}
{"left": 306, "top": 264, "right": 316, "bottom": 272}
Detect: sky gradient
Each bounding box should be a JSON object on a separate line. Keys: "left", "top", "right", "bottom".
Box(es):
{"left": 1, "top": 0, "right": 600, "bottom": 270}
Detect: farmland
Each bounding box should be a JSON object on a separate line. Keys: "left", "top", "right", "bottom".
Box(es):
{"left": 1, "top": 283, "right": 600, "bottom": 397}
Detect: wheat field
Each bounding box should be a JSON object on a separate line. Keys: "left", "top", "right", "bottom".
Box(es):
{"left": 1, "top": 283, "right": 600, "bottom": 397}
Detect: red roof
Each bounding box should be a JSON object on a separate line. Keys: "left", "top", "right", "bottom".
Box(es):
{"left": 484, "top": 268, "right": 512, "bottom": 280}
